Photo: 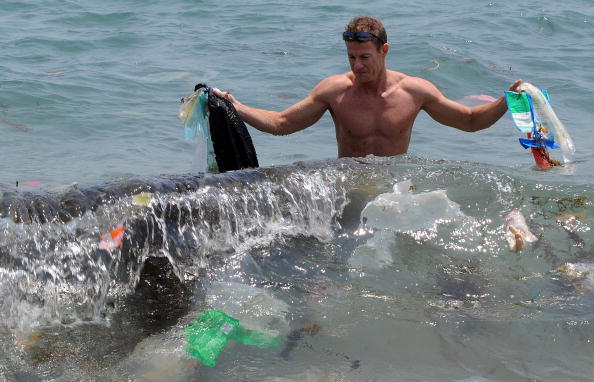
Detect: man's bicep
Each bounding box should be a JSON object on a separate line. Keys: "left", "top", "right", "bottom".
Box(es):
{"left": 421, "top": 85, "right": 472, "bottom": 129}
{"left": 279, "top": 95, "right": 328, "bottom": 134}
{"left": 279, "top": 82, "right": 332, "bottom": 133}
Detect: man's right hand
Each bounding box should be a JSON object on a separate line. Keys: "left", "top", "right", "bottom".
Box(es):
{"left": 212, "top": 88, "right": 238, "bottom": 105}
{"left": 509, "top": 80, "right": 523, "bottom": 92}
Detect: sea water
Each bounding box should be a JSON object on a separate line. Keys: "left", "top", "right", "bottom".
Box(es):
{"left": 1, "top": 1, "right": 594, "bottom": 381}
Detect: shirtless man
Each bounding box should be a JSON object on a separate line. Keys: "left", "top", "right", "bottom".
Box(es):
{"left": 216, "top": 16, "right": 522, "bottom": 158}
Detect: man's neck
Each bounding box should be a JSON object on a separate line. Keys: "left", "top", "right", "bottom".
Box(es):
{"left": 356, "top": 68, "right": 388, "bottom": 94}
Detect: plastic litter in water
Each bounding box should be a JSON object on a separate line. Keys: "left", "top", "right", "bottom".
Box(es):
{"left": 179, "top": 88, "right": 217, "bottom": 172}
{"left": 184, "top": 309, "right": 280, "bottom": 367}
{"left": 99, "top": 223, "right": 125, "bottom": 250}
{"left": 502, "top": 209, "right": 537, "bottom": 252}
{"left": 505, "top": 82, "right": 574, "bottom": 168}
{"left": 132, "top": 192, "right": 153, "bottom": 207}
{"left": 360, "top": 180, "right": 464, "bottom": 231}
{"left": 205, "top": 281, "right": 290, "bottom": 335}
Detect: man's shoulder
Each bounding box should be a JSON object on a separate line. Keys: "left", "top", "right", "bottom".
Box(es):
{"left": 389, "top": 71, "right": 430, "bottom": 89}
{"left": 389, "top": 71, "right": 439, "bottom": 99}
{"left": 318, "top": 73, "right": 354, "bottom": 89}
{"left": 312, "top": 73, "right": 353, "bottom": 100}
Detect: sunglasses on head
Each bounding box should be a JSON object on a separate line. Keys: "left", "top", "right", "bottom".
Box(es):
{"left": 342, "top": 31, "right": 385, "bottom": 45}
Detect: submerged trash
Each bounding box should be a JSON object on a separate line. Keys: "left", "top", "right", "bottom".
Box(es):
{"left": 184, "top": 309, "right": 280, "bottom": 367}
{"left": 123, "top": 324, "right": 199, "bottom": 381}
{"left": 99, "top": 223, "right": 125, "bottom": 250}
{"left": 556, "top": 263, "right": 591, "bottom": 281}
{"left": 205, "top": 281, "right": 290, "bottom": 336}
{"left": 359, "top": 180, "right": 464, "bottom": 232}
{"left": 350, "top": 180, "right": 465, "bottom": 269}
{"left": 188, "top": 282, "right": 288, "bottom": 366}
{"left": 502, "top": 209, "right": 537, "bottom": 252}
{"left": 556, "top": 211, "right": 588, "bottom": 221}
{"left": 132, "top": 192, "right": 153, "bottom": 208}
{"left": 279, "top": 324, "right": 323, "bottom": 360}
{"left": 349, "top": 180, "right": 467, "bottom": 269}
{"left": 555, "top": 263, "right": 594, "bottom": 291}
{"left": 13, "top": 330, "right": 43, "bottom": 352}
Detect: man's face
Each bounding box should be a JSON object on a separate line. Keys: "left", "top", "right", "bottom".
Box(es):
{"left": 346, "top": 41, "right": 387, "bottom": 83}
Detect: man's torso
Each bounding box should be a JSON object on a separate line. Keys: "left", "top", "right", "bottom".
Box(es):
{"left": 322, "top": 71, "right": 424, "bottom": 158}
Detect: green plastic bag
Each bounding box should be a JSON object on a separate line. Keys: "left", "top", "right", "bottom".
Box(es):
{"left": 504, "top": 88, "right": 550, "bottom": 134}
{"left": 185, "top": 309, "right": 280, "bottom": 367}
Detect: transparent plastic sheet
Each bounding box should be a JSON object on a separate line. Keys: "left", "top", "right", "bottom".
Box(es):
{"left": 519, "top": 83, "right": 575, "bottom": 163}
{"left": 179, "top": 89, "right": 218, "bottom": 172}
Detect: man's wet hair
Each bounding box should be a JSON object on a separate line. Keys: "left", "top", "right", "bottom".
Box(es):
{"left": 345, "top": 16, "right": 388, "bottom": 51}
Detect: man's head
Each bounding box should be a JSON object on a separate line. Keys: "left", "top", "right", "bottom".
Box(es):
{"left": 343, "top": 16, "right": 387, "bottom": 51}
{"left": 343, "top": 16, "right": 389, "bottom": 84}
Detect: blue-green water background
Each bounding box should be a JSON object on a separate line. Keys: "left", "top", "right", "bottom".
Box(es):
{"left": 1, "top": 1, "right": 593, "bottom": 186}
{"left": 2, "top": 2, "right": 594, "bottom": 381}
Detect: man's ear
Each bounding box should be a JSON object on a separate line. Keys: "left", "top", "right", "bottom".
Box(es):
{"left": 382, "top": 43, "right": 390, "bottom": 55}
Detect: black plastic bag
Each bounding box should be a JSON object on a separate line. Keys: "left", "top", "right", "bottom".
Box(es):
{"left": 194, "top": 84, "right": 259, "bottom": 172}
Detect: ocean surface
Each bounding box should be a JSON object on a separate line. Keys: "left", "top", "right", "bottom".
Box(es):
{"left": 1, "top": 1, "right": 594, "bottom": 381}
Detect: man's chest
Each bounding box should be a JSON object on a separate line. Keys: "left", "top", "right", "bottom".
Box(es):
{"left": 331, "top": 93, "right": 419, "bottom": 139}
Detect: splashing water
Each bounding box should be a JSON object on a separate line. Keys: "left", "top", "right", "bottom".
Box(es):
{"left": 1, "top": 157, "right": 594, "bottom": 381}
{"left": 0, "top": 161, "right": 352, "bottom": 330}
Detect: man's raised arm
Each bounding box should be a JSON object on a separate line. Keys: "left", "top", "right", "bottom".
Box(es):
{"left": 215, "top": 79, "right": 333, "bottom": 136}
{"left": 419, "top": 79, "right": 522, "bottom": 132}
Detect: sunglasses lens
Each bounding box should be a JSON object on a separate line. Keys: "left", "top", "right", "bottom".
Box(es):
{"left": 343, "top": 32, "right": 379, "bottom": 43}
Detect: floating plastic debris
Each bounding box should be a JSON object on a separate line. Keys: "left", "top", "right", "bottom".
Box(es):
{"left": 99, "top": 223, "right": 125, "bottom": 250}
{"left": 360, "top": 180, "right": 464, "bottom": 232}
{"left": 505, "top": 82, "right": 575, "bottom": 169}
{"left": 184, "top": 309, "right": 280, "bottom": 367}
{"left": 555, "top": 263, "right": 594, "bottom": 291}
{"left": 132, "top": 192, "right": 153, "bottom": 207}
{"left": 502, "top": 209, "right": 537, "bottom": 252}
